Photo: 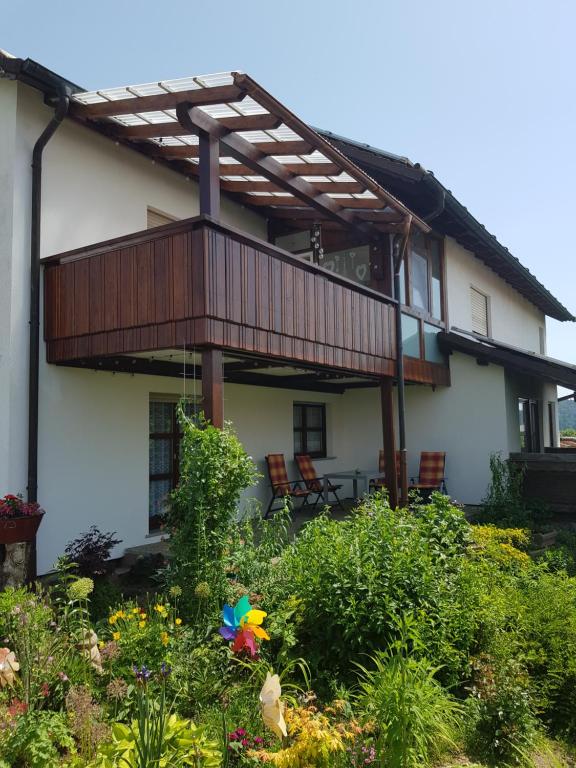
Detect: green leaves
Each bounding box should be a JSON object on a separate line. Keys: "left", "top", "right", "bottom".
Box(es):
{"left": 166, "top": 405, "right": 259, "bottom": 617}
{"left": 265, "top": 495, "right": 474, "bottom": 688}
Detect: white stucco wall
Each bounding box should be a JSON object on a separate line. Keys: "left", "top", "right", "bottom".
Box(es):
{"left": 445, "top": 237, "right": 546, "bottom": 352}
{"left": 404, "top": 353, "right": 509, "bottom": 504}
{"left": 35, "top": 369, "right": 385, "bottom": 573}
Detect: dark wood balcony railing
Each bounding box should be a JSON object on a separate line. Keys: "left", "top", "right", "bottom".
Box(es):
{"left": 43, "top": 215, "right": 448, "bottom": 385}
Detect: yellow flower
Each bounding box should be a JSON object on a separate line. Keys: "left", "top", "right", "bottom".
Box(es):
{"left": 175, "top": 618, "right": 182, "bottom": 626}
{"left": 140, "top": 613, "right": 147, "bottom": 620}
{"left": 160, "top": 631, "right": 169, "bottom": 646}
{"left": 117, "top": 611, "right": 125, "bottom": 619}
{"left": 139, "top": 621, "right": 146, "bottom": 629}
{"left": 98, "top": 641, "right": 105, "bottom": 649}
{"left": 132, "top": 608, "right": 140, "bottom": 614}
{"left": 154, "top": 604, "right": 167, "bottom": 615}
{"left": 112, "top": 632, "right": 121, "bottom": 641}
{"left": 109, "top": 615, "right": 117, "bottom": 625}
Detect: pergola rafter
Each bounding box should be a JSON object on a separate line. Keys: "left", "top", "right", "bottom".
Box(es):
{"left": 69, "top": 70, "right": 430, "bottom": 236}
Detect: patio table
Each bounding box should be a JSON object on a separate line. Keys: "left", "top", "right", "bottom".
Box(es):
{"left": 322, "top": 468, "right": 384, "bottom": 504}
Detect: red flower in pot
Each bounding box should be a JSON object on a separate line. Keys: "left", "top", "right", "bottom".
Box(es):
{"left": 0, "top": 494, "right": 45, "bottom": 544}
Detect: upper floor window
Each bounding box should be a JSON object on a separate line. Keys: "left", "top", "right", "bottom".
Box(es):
{"left": 396, "top": 232, "right": 444, "bottom": 322}
{"left": 539, "top": 326, "right": 546, "bottom": 355}
{"left": 470, "top": 286, "right": 490, "bottom": 336}
{"left": 147, "top": 207, "right": 177, "bottom": 229}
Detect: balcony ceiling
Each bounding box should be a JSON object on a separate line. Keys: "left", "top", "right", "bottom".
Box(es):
{"left": 69, "top": 71, "right": 429, "bottom": 236}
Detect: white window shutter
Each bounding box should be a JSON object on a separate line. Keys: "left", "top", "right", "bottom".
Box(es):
{"left": 470, "top": 287, "right": 489, "bottom": 336}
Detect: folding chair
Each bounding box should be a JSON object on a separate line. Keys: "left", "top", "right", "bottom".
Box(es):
{"left": 370, "top": 450, "right": 401, "bottom": 491}
{"left": 295, "top": 453, "right": 344, "bottom": 511}
{"left": 265, "top": 453, "right": 310, "bottom": 518}
{"left": 409, "top": 451, "right": 447, "bottom": 496}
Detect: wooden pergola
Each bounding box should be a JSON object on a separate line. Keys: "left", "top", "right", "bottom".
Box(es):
{"left": 70, "top": 71, "right": 429, "bottom": 236}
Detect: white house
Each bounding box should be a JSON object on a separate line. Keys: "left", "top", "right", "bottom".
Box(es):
{"left": 1, "top": 50, "right": 575, "bottom": 575}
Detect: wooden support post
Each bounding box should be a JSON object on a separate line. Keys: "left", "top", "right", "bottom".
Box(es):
{"left": 380, "top": 379, "right": 399, "bottom": 509}
{"left": 198, "top": 129, "right": 220, "bottom": 218}
{"left": 202, "top": 348, "right": 223, "bottom": 428}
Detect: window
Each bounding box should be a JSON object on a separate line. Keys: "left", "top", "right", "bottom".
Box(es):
{"left": 401, "top": 313, "right": 421, "bottom": 358}
{"left": 539, "top": 326, "right": 546, "bottom": 355}
{"left": 470, "top": 286, "right": 489, "bottom": 336}
{"left": 403, "top": 231, "right": 444, "bottom": 321}
{"left": 147, "top": 207, "right": 177, "bottom": 229}
{"left": 518, "top": 398, "right": 540, "bottom": 452}
{"left": 423, "top": 322, "right": 444, "bottom": 363}
{"left": 149, "top": 398, "right": 197, "bottom": 530}
{"left": 321, "top": 245, "right": 372, "bottom": 285}
{"left": 293, "top": 403, "right": 326, "bottom": 458}
{"left": 410, "top": 232, "right": 430, "bottom": 312}
{"left": 548, "top": 402, "right": 557, "bottom": 447}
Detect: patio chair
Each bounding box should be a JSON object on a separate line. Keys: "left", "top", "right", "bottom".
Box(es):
{"left": 409, "top": 451, "right": 447, "bottom": 495}
{"left": 369, "top": 450, "right": 401, "bottom": 491}
{"left": 265, "top": 453, "right": 310, "bottom": 518}
{"left": 294, "top": 453, "right": 344, "bottom": 511}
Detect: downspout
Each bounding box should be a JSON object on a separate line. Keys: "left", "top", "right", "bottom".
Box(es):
{"left": 393, "top": 216, "right": 412, "bottom": 506}
{"left": 27, "top": 88, "right": 70, "bottom": 503}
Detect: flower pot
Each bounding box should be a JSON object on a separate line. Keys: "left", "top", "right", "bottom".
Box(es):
{"left": 0, "top": 513, "right": 44, "bottom": 545}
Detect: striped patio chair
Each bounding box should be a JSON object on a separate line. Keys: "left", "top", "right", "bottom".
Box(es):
{"left": 265, "top": 453, "right": 310, "bottom": 518}
{"left": 295, "top": 453, "right": 344, "bottom": 511}
{"left": 370, "top": 449, "right": 401, "bottom": 491}
{"left": 410, "top": 451, "right": 447, "bottom": 495}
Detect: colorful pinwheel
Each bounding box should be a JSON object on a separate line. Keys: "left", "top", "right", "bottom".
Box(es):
{"left": 219, "top": 595, "right": 269, "bottom": 657}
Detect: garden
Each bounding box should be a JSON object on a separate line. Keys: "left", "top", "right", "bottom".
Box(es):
{"left": 1, "top": 406, "right": 576, "bottom": 767}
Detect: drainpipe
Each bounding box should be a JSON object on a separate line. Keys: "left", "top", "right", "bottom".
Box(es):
{"left": 27, "top": 88, "right": 70, "bottom": 504}
{"left": 393, "top": 216, "right": 412, "bottom": 506}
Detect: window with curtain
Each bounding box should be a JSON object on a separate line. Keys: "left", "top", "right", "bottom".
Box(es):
{"left": 293, "top": 403, "right": 326, "bottom": 458}
{"left": 149, "top": 398, "right": 198, "bottom": 531}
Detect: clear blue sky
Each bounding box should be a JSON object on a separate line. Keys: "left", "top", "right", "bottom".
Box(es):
{"left": 3, "top": 0, "right": 575, "bottom": 377}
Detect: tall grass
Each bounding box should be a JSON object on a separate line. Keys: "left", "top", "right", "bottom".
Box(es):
{"left": 355, "top": 616, "right": 462, "bottom": 768}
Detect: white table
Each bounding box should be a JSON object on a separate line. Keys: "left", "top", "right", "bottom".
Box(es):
{"left": 322, "top": 468, "right": 384, "bottom": 504}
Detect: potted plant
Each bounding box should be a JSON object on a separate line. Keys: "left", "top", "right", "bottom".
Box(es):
{"left": 0, "top": 494, "right": 44, "bottom": 544}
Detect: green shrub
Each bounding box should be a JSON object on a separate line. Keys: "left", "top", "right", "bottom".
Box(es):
{"left": 478, "top": 453, "right": 549, "bottom": 529}
{"left": 356, "top": 616, "right": 462, "bottom": 768}
{"left": 0, "top": 710, "right": 76, "bottom": 768}
{"left": 166, "top": 405, "right": 259, "bottom": 617}
{"left": 465, "top": 655, "right": 538, "bottom": 766}
{"left": 265, "top": 493, "right": 475, "bottom": 687}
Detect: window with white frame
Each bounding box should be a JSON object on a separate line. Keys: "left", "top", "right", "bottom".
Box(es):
{"left": 470, "top": 286, "right": 490, "bottom": 336}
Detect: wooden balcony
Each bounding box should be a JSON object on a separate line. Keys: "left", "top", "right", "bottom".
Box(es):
{"left": 43, "top": 215, "right": 448, "bottom": 385}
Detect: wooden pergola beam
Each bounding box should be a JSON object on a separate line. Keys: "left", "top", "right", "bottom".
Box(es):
{"left": 72, "top": 84, "right": 246, "bottom": 120}
{"left": 221, "top": 180, "right": 364, "bottom": 194}
{"left": 177, "top": 103, "right": 360, "bottom": 229}
{"left": 178, "top": 161, "right": 344, "bottom": 177}
{"left": 152, "top": 139, "right": 312, "bottom": 159}
{"left": 240, "top": 195, "right": 387, "bottom": 209}
{"left": 113, "top": 113, "right": 282, "bottom": 138}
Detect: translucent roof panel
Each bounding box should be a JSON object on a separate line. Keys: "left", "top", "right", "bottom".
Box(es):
{"left": 69, "top": 70, "right": 427, "bottom": 234}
